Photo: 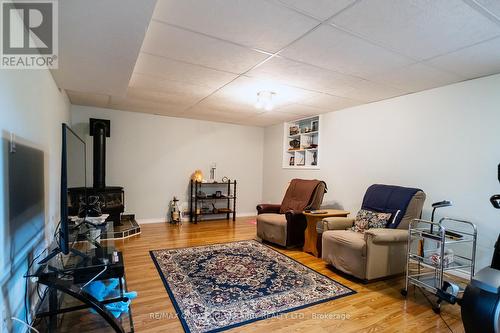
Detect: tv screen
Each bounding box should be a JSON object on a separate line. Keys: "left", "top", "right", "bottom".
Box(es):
{"left": 8, "top": 142, "right": 45, "bottom": 257}
{"left": 60, "top": 124, "right": 86, "bottom": 254}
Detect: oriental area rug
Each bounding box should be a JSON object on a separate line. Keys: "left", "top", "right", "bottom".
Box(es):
{"left": 150, "top": 240, "right": 355, "bottom": 333}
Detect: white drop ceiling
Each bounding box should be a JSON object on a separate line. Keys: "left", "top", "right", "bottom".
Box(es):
{"left": 52, "top": 0, "right": 157, "bottom": 96}
{"left": 59, "top": 0, "right": 500, "bottom": 127}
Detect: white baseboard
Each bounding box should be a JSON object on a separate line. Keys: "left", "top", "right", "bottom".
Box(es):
{"left": 136, "top": 218, "right": 167, "bottom": 224}
{"left": 136, "top": 212, "right": 256, "bottom": 225}
{"left": 236, "top": 212, "right": 256, "bottom": 218}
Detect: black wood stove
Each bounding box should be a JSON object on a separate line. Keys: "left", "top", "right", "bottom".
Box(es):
{"left": 68, "top": 118, "right": 124, "bottom": 224}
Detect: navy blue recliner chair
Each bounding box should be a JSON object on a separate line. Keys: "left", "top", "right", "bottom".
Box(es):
{"left": 321, "top": 184, "right": 426, "bottom": 280}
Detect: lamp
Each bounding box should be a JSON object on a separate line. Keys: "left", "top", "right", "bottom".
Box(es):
{"left": 431, "top": 200, "right": 453, "bottom": 222}
{"left": 255, "top": 91, "right": 276, "bottom": 111}
{"left": 430, "top": 200, "right": 452, "bottom": 233}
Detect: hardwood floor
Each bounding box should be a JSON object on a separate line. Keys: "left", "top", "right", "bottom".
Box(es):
{"left": 113, "top": 217, "right": 464, "bottom": 333}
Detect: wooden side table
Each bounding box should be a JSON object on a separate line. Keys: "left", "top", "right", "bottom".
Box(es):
{"left": 303, "top": 209, "right": 350, "bottom": 257}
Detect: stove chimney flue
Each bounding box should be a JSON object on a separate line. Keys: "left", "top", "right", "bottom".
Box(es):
{"left": 89, "top": 118, "right": 110, "bottom": 189}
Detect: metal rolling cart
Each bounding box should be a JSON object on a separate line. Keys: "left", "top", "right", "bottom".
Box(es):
{"left": 401, "top": 217, "right": 477, "bottom": 313}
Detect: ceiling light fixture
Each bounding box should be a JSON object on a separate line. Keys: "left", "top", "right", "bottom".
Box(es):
{"left": 255, "top": 91, "right": 276, "bottom": 111}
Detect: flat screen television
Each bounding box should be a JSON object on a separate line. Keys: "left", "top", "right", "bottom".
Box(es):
{"left": 60, "top": 124, "right": 87, "bottom": 254}
{"left": 39, "top": 123, "right": 86, "bottom": 264}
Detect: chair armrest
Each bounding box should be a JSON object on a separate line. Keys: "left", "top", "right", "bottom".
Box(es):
{"left": 256, "top": 204, "right": 281, "bottom": 215}
{"left": 284, "top": 209, "right": 304, "bottom": 221}
{"left": 284, "top": 210, "right": 307, "bottom": 246}
{"left": 364, "top": 229, "right": 408, "bottom": 245}
{"left": 322, "top": 217, "right": 355, "bottom": 231}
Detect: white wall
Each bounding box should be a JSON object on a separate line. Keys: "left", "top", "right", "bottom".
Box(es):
{"left": 0, "top": 70, "right": 70, "bottom": 332}
{"left": 71, "top": 106, "right": 264, "bottom": 222}
{"left": 262, "top": 74, "right": 500, "bottom": 270}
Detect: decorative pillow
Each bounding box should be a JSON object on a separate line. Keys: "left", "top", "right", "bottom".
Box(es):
{"left": 350, "top": 209, "right": 392, "bottom": 233}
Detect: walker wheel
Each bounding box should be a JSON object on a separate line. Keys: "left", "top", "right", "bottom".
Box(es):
{"left": 400, "top": 289, "right": 408, "bottom": 297}
{"left": 432, "top": 306, "right": 441, "bottom": 314}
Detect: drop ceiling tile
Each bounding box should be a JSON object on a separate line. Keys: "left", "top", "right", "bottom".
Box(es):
{"left": 275, "top": 103, "right": 331, "bottom": 116}
{"left": 474, "top": 0, "right": 500, "bottom": 18}
{"left": 142, "top": 21, "right": 268, "bottom": 74}
{"left": 153, "top": 0, "right": 319, "bottom": 52}
{"left": 53, "top": 0, "right": 156, "bottom": 96}
{"left": 208, "top": 76, "right": 316, "bottom": 110}
{"left": 247, "top": 56, "right": 365, "bottom": 96}
{"left": 134, "top": 53, "right": 238, "bottom": 89}
{"left": 109, "top": 96, "right": 190, "bottom": 116}
{"left": 331, "top": 0, "right": 500, "bottom": 60}
{"left": 184, "top": 105, "right": 259, "bottom": 124}
{"left": 425, "top": 37, "right": 500, "bottom": 79}
{"left": 275, "top": 0, "right": 356, "bottom": 20}
{"left": 129, "top": 73, "right": 216, "bottom": 99}
{"left": 300, "top": 92, "right": 361, "bottom": 111}
{"left": 338, "top": 79, "right": 408, "bottom": 103}
{"left": 126, "top": 86, "right": 201, "bottom": 107}
{"left": 281, "top": 25, "right": 413, "bottom": 77}
{"left": 372, "top": 63, "right": 464, "bottom": 93}
{"left": 66, "top": 90, "right": 110, "bottom": 108}
{"left": 195, "top": 96, "right": 265, "bottom": 115}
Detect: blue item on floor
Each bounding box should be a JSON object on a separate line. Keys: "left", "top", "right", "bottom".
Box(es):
{"left": 83, "top": 278, "right": 137, "bottom": 318}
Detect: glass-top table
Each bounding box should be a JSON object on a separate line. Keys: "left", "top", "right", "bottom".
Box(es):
{"left": 29, "top": 222, "right": 133, "bottom": 333}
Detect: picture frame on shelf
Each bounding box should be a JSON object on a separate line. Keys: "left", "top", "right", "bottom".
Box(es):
{"left": 311, "top": 120, "right": 318, "bottom": 132}
{"left": 289, "top": 125, "right": 299, "bottom": 136}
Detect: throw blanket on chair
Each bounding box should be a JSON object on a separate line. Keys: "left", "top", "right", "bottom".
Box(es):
{"left": 361, "top": 184, "right": 422, "bottom": 228}
{"left": 279, "top": 179, "right": 324, "bottom": 214}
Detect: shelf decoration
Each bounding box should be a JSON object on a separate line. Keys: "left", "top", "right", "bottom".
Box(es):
{"left": 169, "top": 196, "right": 181, "bottom": 224}
{"left": 191, "top": 169, "right": 203, "bottom": 182}
{"left": 283, "top": 115, "right": 320, "bottom": 169}
{"left": 189, "top": 179, "right": 237, "bottom": 223}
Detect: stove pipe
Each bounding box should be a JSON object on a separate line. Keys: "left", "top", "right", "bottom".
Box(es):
{"left": 89, "top": 118, "right": 110, "bottom": 189}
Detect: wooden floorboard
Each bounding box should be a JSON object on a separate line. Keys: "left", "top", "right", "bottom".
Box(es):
{"left": 112, "top": 217, "right": 464, "bottom": 333}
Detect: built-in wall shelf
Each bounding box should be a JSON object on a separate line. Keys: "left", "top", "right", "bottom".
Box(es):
{"left": 283, "top": 115, "right": 320, "bottom": 169}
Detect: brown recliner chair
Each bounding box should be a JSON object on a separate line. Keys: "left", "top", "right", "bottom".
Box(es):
{"left": 256, "top": 179, "right": 327, "bottom": 247}
{"left": 321, "top": 184, "right": 425, "bottom": 281}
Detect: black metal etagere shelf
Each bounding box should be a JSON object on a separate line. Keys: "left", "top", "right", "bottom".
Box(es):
{"left": 189, "top": 179, "right": 237, "bottom": 223}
